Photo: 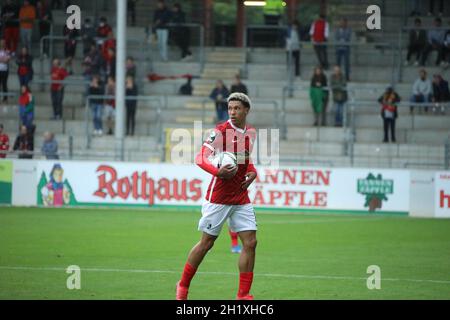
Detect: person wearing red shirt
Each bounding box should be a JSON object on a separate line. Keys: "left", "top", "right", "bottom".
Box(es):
{"left": 102, "top": 31, "right": 116, "bottom": 66}
{"left": 0, "top": 124, "right": 10, "bottom": 158}
{"left": 176, "top": 92, "right": 258, "bottom": 301}
{"left": 309, "top": 13, "right": 330, "bottom": 70}
{"left": 50, "top": 59, "right": 69, "bottom": 120}
{"left": 96, "top": 16, "right": 112, "bottom": 45}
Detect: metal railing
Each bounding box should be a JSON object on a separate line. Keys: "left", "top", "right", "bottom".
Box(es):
{"left": 84, "top": 95, "right": 165, "bottom": 153}
{"left": 0, "top": 135, "right": 74, "bottom": 160}
{"left": 146, "top": 23, "right": 205, "bottom": 71}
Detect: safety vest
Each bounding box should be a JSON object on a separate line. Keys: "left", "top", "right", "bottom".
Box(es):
{"left": 264, "top": 0, "right": 284, "bottom": 16}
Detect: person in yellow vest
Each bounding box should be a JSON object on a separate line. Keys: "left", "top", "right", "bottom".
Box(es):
{"left": 263, "top": 0, "right": 284, "bottom": 25}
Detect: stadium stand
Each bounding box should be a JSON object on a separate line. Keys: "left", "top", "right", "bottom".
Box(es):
{"left": 0, "top": 0, "right": 449, "bottom": 168}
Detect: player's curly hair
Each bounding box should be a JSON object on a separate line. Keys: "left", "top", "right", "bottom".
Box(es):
{"left": 227, "top": 92, "right": 252, "bottom": 109}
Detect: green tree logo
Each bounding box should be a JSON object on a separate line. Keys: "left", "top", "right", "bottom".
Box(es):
{"left": 357, "top": 173, "right": 393, "bottom": 212}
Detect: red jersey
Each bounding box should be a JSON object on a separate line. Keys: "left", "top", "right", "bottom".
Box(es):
{"left": 197, "top": 120, "right": 257, "bottom": 205}
{"left": 0, "top": 133, "right": 9, "bottom": 158}
{"left": 51, "top": 67, "right": 69, "bottom": 91}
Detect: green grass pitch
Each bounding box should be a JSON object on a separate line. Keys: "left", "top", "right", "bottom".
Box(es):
{"left": 0, "top": 207, "right": 449, "bottom": 300}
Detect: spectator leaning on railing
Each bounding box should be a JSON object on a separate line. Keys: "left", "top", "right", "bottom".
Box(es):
{"left": 13, "top": 124, "right": 34, "bottom": 159}
{"left": 410, "top": 68, "right": 432, "bottom": 114}
{"left": 0, "top": 124, "right": 9, "bottom": 158}
{"left": 41, "top": 131, "right": 59, "bottom": 159}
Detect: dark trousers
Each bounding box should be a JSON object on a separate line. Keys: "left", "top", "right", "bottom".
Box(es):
{"left": 19, "top": 73, "right": 32, "bottom": 87}
{"left": 336, "top": 48, "right": 350, "bottom": 80}
{"left": 429, "top": 0, "right": 444, "bottom": 14}
{"left": 421, "top": 43, "right": 443, "bottom": 66}
{"left": 286, "top": 50, "right": 300, "bottom": 76}
{"left": 126, "top": 105, "right": 136, "bottom": 136}
{"left": 173, "top": 29, "right": 192, "bottom": 58}
{"left": 383, "top": 118, "right": 396, "bottom": 142}
{"left": 51, "top": 89, "right": 64, "bottom": 118}
{"left": 314, "top": 44, "right": 329, "bottom": 69}
{"left": 39, "top": 22, "right": 51, "bottom": 55}
{"left": 0, "top": 71, "right": 8, "bottom": 101}
{"left": 407, "top": 44, "right": 424, "bottom": 62}
{"left": 128, "top": 4, "right": 136, "bottom": 26}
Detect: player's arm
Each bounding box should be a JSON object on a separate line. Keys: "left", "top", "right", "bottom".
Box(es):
{"left": 241, "top": 160, "right": 258, "bottom": 190}
{"left": 195, "top": 144, "right": 237, "bottom": 180}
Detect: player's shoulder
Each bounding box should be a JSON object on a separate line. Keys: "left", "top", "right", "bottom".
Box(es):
{"left": 215, "top": 121, "right": 230, "bottom": 133}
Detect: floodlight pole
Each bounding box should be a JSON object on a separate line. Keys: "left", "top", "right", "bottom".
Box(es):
{"left": 115, "top": 0, "right": 127, "bottom": 161}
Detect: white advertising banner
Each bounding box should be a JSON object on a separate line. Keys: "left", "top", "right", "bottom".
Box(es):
{"left": 434, "top": 172, "right": 450, "bottom": 218}
{"left": 34, "top": 161, "right": 410, "bottom": 215}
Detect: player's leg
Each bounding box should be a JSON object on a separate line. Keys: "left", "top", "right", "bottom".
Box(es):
{"left": 229, "top": 204, "right": 258, "bottom": 300}
{"left": 176, "top": 202, "right": 232, "bottom": 300}
{"left": 237, "top": 230, "right": 257, "bottom": 300}
{"left": 228, "top": 218, "right": 241, "bottom": 253}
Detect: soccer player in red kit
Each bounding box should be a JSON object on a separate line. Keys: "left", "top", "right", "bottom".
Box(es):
{"left": 176, "top": 92, "right": 258, "bottom": 300}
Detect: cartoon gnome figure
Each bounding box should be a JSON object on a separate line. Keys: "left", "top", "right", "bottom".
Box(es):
{"left": 41, "top": 164, "right": 71, "bottom": 206}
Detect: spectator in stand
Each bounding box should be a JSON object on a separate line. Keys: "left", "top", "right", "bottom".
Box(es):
{"left": 285, "top": 20, "right": 301, "bottom": 78}
{"left": 104, "top": 76, "right": 115, "bottom": 135}
{"left": 1, "top": 0, "right": 20, "bottom": 53}
{"left": 405, "top": 18, "right": 427, "bottom": 67}
{"left": 171, "top": 3, "right": 192, "bottom": 61}
{"left": 128, "top": 0, "right": 138, "bottom": 26}
{"left": 179, "top": 75, "right": 192, "bottom": 95}
{"left": 125, "top": 75, "right": 138, "bottom": 136}
{"left": 310, "top": 14, "right": 329, "bottom": 70}
{"left": 330, "top": 65, "right": 347, "bottom": 127}
{"left": 126, "top": 56, "right": 136, "bottom": 79}
{"left": 105, "top": 47, "right": 116, "bottom": 79}
{"left": 102, "top": 31, "right": 116, "bottom": 68}
{"left": 0, "top": 124, "right": 9, "bottom": 158}
{"left": 80, "top": 18, "right": 95, "bottom": 56}
{"left": 309, "top": 66, "right": 328, "bottom": 126}
{"left": 82, "top": 42, "right": 103, "bottom": 95}
{"left": 19, "top": 0, "right": 36, "bottom": 52}
{"left": 432, "top": 74, "right": 450, "bottom": 113}
{"left": 18, "top": 84, "right": 34, "bottom": 129}
{"left": 428, "top": 0, "right": 445, "bottom": 17}
{"left": 41, "top": 131, "right": 58, "bottom": 159}
{"left": 230, "top": 74, "right": 248, "bottom": 95}
{"left": 63, "top": 24, "right": 79, "bottom": 73}
{"left": 442, "top": 28, "right": 450, "bottom": 69}
{"left": 36, "top": 0, "right": 52, "bottom": 57}
{"left": 89, "top": 75, "right": 104, "bottom": 136}
{"left": 50, "top": 58, "right": 69, "bottom": 120}
{"left": 420, "top": 17, "right": 445, "bottom": 67}
{"left": 210, "top": 80, "right": 229, "bottom": 123}
{"left": 96, "top": 16, "right": 112, "bottom": 46}
{"left": 378, "top": 86, "right": 401, "bottom": 143}
{"left": 263, "top": 0, "right": 284, "bottom": 25}
{"left": 410, "top": 68, "right": 432, "bottom": 114}
{"left": 13, "top": 124, "right": 34, "bottom": 159}
{"left": 16, "top": 46, "right": 33, "bottom": 86}
{"left": 0, "top": 39, "right": 12, "bottom": 103}
{"left": 335, "top": 17, "right": 352, "bottom": 81}
{"left": 153, "top": 0, "right": 171, "bottom": 62}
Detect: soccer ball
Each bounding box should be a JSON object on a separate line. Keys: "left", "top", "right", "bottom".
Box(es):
{"left": 211, "top": 152, "right": 237, "bottom": 169}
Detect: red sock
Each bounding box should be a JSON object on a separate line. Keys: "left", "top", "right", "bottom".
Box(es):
{"left": 238, "top": 272, "right": 254, "bottom": 297}
{"left": 229, "top": 231, "right": 239, "bottom": 247}
{"left": 179, "top": 263, "right": 197, "bottom": 288}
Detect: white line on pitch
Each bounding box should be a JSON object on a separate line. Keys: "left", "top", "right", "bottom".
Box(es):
{"left": 0, "top": 266, "right": 449, "bottom": 285}
{"left": 260, "top": 218, "right": 383, "bottom": 224}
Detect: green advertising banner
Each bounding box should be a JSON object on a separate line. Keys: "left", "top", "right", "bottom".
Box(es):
{"left": 0, "top": 160, "right": 13, "bottom": 204}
